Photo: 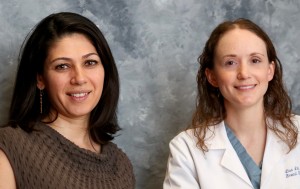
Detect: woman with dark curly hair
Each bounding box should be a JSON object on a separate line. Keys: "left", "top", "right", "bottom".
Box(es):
{"left": 0, "top": 12, "right": 135, "bottom": 189}
{"left": 164, "top": 18, "right": 299, "bottom": 189}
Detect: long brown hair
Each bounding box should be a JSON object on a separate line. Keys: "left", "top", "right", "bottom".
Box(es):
{"left": 191, "top": 18, "right": 298, "bottom": 152}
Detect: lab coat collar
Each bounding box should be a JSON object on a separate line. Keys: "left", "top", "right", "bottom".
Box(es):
{"left": 205, "top": 120, "right": 290, "bottom": 188}
{"left": 205, "top": 121, "right": 253, "bottom": 187}
{"left": 260, "top": 120, "right": 288, "bottom": 188}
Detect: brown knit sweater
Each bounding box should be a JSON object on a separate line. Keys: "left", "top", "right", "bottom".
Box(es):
{"left": 0, "top": 123, "right": 135, "bottom": 189}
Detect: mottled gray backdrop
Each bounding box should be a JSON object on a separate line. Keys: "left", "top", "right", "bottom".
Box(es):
{"left": 0, "top": 0, "right": 300, "bottom": 188}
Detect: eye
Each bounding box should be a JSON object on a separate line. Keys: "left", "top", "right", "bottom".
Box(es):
{"left": 85, "top": 60, "right": 98, "bottom": 66}
{"left": 224, "top": 60, "right": 236, "bottom": 66}
{"left": 252, "top": 58, "right": 261, "bottom": 64}
{"left": 55, "top": 64, "right": 69, "bottom": 70}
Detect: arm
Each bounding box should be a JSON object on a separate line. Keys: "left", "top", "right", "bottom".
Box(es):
{"left": 163, "top": 134, "right": 201, "bottom": 189}
{"left": 0, "top": 149, "right": 16, "bottom": 189}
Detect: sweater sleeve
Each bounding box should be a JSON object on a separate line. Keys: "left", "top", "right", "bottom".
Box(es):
{"left": 0, "top": 126, "right": 16, "bottom": 159}
{"left": 0, "top": 126, "right": 30, "bottom": 188}
{"left": 0, "top": 127, "right": 19, "bottom": 178}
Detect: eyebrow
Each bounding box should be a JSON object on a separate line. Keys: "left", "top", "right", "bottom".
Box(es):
{"left": 49, "top": 53, "right": 100, "bottom": 64}
{"left": 82, "top": 52, "right": 99, "bottom": 59}
{"left": 222, "top": 54, "right": 237, "bottom": 58}
{"left": 221, "top": 52, "right": 265, "bottom": 59}
{"left": 250, "top": 52, "right": 265, "bottom": 57}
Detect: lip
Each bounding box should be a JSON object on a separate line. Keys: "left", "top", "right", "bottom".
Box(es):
{"left": 234, "top": 84, "right": 256, "bottom": 90}
{"left": 67, "top": 91, "right": 91, "bottom": 101}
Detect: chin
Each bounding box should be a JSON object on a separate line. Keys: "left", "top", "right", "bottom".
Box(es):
{"left": 68, "top": 110, "right": 91, "bottom": 118}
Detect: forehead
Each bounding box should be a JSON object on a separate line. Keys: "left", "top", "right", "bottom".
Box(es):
{"left": 47, "top": 33, "right": 96, "bottom": 55}
{"left": 51, "top": 33, "right": 93, "bottom": 47}
{"left": 215, "top": 28, "right": 267, "bottom": 55}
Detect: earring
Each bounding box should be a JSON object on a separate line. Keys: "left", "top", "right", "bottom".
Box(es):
{"left": 216, "top": 88, "right": 221, "bottom": 98}
{"left": 40, "top": 89, "right": 43, "bottom": 114}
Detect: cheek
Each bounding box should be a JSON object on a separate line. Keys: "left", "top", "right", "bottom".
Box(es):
{"left": 215, "top": 74, "right": 232, "bottom": 87}
{"left": 259, "top": 68, "right": 273, "bottom": 82}
{"left": 90, "top": 69, "right": 105, "bottom": 87}
{"left": 43, "top": 77, "right": 66, "bottom": 98}
{"left": 94, "top": 76, "right": 105, "bottom": 91}
{"left": 90, "top": 74, "right": 105, "bottom": 101}
{"left": 46, "top": 83, "right": 64, "bottom": 102}
{"left": 45, "top": 75, "right": 64, "bottom": 88}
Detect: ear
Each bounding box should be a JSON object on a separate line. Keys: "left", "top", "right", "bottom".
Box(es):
{"left": 267, "top": 61, "right": 275, "bottom": 81}
{"left": 36, "top": 74, "right": 45, "bottom": 90}
{"left": 205, "top": 68, "right": 218, "bottom": 87}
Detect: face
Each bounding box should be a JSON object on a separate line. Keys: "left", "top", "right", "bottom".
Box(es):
{"left": 37, "top": 33, "right": 105, "bottom": 120}
{"left": 205, "top": 28, "right": 275, "bottom": 110}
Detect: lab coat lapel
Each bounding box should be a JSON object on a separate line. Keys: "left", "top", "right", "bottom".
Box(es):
{"left": 260, "top": 127, "right": 287, "bottom": 187}
{"left": 209, "top": 123, "right": 253, "bottom": 187}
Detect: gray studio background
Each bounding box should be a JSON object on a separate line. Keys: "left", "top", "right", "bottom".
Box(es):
{"left": 0, "top": 0, "right": 300, "bottom": 188}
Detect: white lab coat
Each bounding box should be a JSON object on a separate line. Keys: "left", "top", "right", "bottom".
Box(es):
{"left": 163, "top": 115, "right": 300, "bottom": 189}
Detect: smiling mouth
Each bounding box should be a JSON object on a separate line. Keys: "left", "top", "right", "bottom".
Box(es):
{"left": 68, "top": 92, "right": 90, "bottom": 97}
{"left": 235, "top": 85, "right": 256, "bottom": 90}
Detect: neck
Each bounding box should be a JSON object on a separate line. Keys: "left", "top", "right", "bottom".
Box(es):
{"left": 224, "top": 102, "right": 267, "bottom": 165}
{"left": 224, "top": 102, "right": 266, "bottom": 135}
{"left": 44, "top": 115, "right": 100, "bottom": 153}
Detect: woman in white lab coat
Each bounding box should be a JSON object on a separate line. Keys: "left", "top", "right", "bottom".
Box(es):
{"left": 164, "top": 18, "right": 300, "bottom": 189}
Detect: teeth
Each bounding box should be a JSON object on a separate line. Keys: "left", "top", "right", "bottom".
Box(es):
{"left": 71, "top": 93, "right": 88, "bottom": 97}
{"left": 238, "top": 85, "right": 254, "bottom": 89}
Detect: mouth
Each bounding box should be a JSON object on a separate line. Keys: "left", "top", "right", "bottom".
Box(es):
{"left": 69, "top": 92, "right": 89, "bottom": 97}
{"left": 235, "top": 84, "right": 256, "bottom": 90}
{"left": 67, "top": 91, "right": 91, "bottom": 100}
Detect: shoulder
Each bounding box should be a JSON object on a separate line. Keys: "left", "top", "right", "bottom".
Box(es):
{"left": 105, "top": 142, "right": 130, "bottom": 157}
{"left": 169, "top": 122, "right": 226, "bottom": 149}
{"left": 169, "top": 129, "right": 198, "bottom": 148}
{"left": 0, "top": 126, "right": 16, "bottom": 137}
{"left": 167, "top": 130, "right": 200, "bottom": 160}
{"left": 0, "top": 125, "right": 34, "bottom": 164}
{"left": 104, "top": 142, "right": 134, "bottom": 169}
{"left": 287, "top": 114, "right": 300, "bottom": 135}
{"left": 291, "top": 115, "right": 300, "bottom": 140}
{"left": 0, "top": 125, "right": 27, "bottom": 135}
{"left": 0, "top": 126, "right": 27, "bottom": 146}
{"left": 104, "top": 142, "right": 135, "bottom": 186}
{"left": 291, "top": 114, "right": 300, "bottom": 126}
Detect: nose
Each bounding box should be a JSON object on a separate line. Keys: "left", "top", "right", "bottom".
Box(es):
{"left": 70, "top": 66, "right": 87, "bottom": 85}
{"left": 237, "top": 63, "right": 250, "bottom": 80}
